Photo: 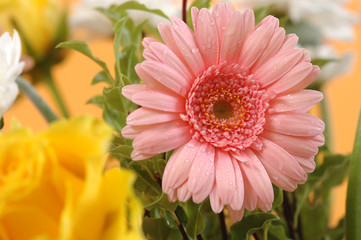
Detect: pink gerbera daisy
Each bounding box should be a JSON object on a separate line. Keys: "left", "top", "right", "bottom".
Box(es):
{"left": 122, "top": 2, "right": 324, "bottom": 221}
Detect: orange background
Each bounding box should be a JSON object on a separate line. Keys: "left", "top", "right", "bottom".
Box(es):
{"left": 4, "top": 0, "right": 361, "bottom": 226}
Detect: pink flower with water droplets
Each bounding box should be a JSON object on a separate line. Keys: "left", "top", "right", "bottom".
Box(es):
{"left": 122, "top": 2, "right": 324, "bottom": 222}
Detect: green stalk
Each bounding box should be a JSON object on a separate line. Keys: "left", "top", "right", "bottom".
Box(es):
{"left": 43, "top": 68, "right": 70, "bottom": 118}
{"left": 16, "top": 77, "right": 58, "bottom": 122}
{"left": 320, "top": 93, "right": 331, "bottom": 150}
{"left": 346, "top": 109, "right": 361, "bottom": 239}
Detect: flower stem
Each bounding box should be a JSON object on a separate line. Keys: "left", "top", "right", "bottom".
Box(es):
{"left": 16, "top": 77, "right": 58, "bottom": 123}
{"left": 320, "top": 93, "right": 331, "bottom": 150}
{"left": 43, "top": 68, "right": 70, "bottom": 118}
{"left": 174, "top": 210, "right": 189, "bottom": 240}
{"left": 218, "top": 210, "right": 228, "bottom": 240}
{"left": 282, "top": 191, "right": 297, "bottom": 239}
{"left": 182, "top": 0, "right": 187, "bottom": 23}
{"left": 346, "top": 109, "right": 361, "bottom": 240}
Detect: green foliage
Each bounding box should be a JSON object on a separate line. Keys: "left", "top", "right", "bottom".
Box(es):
{"left": 0, "top": 117, "right": 3, "bottom": 130}
{"left": 285, "top": 21, "right": 322, "bottom": 46}
{"left": 230, "top": 212, "right": 280, "bottom": 240}
{"left": 346, "top": 110, "right": 361, "bottom": 240}
{"left": 142, "top": 218, "right": 182, "bottom": 240}
{"left": 186, "top": 0, "right": 212, "bottom": 30}
{"left": 182, "top": 201, "right": 205, "bottom": 238}
{"left": 56, "top": 40, "right": 113, "bottom": 81}
{"left": 254, "top": 6, "right": 272, "bottom": 25}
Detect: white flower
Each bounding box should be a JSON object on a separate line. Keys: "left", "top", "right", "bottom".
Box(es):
{"left": 236, "top": 0, "right": 358, "bottom": 41}
{"left": 0, "top": 30, "right": 24, "bottom": 118}
{"left": 70, "top": 0, "right": 181, "bottom": 38}
{"left": 307, "top": 44, "right": 354, "bottom": 82}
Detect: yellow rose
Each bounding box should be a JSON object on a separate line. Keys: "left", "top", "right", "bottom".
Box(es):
{"left": 0, "top": 116, "right": 145, "bottom": 240}
{"left": 0, "top": 0, "right": 67, "bottom": 62}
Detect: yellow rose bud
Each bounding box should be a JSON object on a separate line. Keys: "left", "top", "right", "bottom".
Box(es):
{"left": 0, "top": 0, "right": 67, "bottom": 62}
{"left": 0, "top": 116, "right": 145, "bottom": 240}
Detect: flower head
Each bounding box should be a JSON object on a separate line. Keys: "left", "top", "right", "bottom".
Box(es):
{"left": 122, "top": 2, "right": 324, "bottom": 221}
{"left": 0, "top": 30, "right": 24, "bottom": 118}
{"left": 0, "top": 116, "right": 144, "bottom": 239}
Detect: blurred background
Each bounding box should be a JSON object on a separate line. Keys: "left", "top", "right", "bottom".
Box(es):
{"left": 2, "top": 0, "right": 361, "bottom": 227}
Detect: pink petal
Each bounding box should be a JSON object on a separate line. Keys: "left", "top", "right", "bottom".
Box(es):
{"left": 188, "top": 143, "right": 216, "bottom": 194}
{"left": 133, "top": 120, "right": 192, "bottom": 155}
{"left": 261, "top": 130, "right": 320, "bottom": 157}
{"left": 251, "top": 28, "right": 285, "bottom": 71}
{"left": 142, "top": 37, "right": 157, "bottom": 48}
{"left": 257, "top": 197, "right": 272, "bottom": 212}
{"left": 227, "top": 206, "right": 244, "bottom": 222}
{"left": 254, "top": 49, "right": 304, "bottom": 87}
{"left": 121, "top": 124, "right": 149, "bottom": 140}
{"left": 130, "top": 150, "right": 155, "bottom": 161}
{"left": 265, "top": 112, "right": 325, "bottom": 137}
{"left": 131, "top": 89, "right": 185, "bottom": 112}
{"left": 158, "top": 22, "right": 183, "bottom": 58}
{"left": 135, "top": 64, "right": 172, "bottom": 92}
{"left": 215, "top": 150, "right": 236, "bottom": 205}
{"left": 212, "top": 1, "right": 233, "bottom": 46}
{"left": 220, "top": 11, "right": 245, "bottom": 63}
{"left": 242, "top": 9, "right": 255, "bottom": 38}
{"left": 167, "top": 189, "right": 177, "bottom": 202}
{"left": 283, "top": 65, "right": 320, "bottom": 94}
{"left": 196, "top": 8, "right": 220, "bottom": 67}
{"left": 238, "top": 21, "right": 276, "bottom": 69}
{"left": 210, "top": 186, "right": 224, "bottom": 213}
{"left": 269, "top": 90, "right": 323, "bottom": 113}
{"left": 191, "top": 7, "right": 199, "bottom": 32}
{"left": 162, "top": 138, "right": 202, "bottom": 193}
{"left": 254, "top": 150, "right": 298, "bottom": 191}
{"left": 143, "top": 47, "right": 159, "bottom": 61}
{"left": 122, "top": 84, "right": 149, "bottom": 100}
{"left": 177, "top": 181, "right": 192, "bottom": 202}
{"left": 266, "top": 62, "right": 313, "bottom": 94}
{"left": 171, "top": 17, "right": 205, "bottom": 76}
{"left": 293, "top": 155, "right": 316, "bottom": 173}
{"left": 256, "top": 137, "right": 307, "bottom": 182}
{"left": 241, "top": 169, "right": 258, "bottom": 211}
{"left": 256, "top": 15, "right": 279, "bottom": 28}
{"left": 149, "top": 42, "right": 194, "bottom": 82}
{"left": 126, "top": 107, "right": 180, "bottom": 126}
{"left": 279, "top": 33, "right": 298, "bottom": 52}
{"left": 229, "top": 157, "right": 245, "bottom": 211}
{"left": 141, "top": 61, "right": 190, "bottom": 97}
{"left": 237, "top": 149, "right": 274, "bottom": 205}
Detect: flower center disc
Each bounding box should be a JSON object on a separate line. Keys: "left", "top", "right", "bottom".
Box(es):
{"left": 184, "top": 63, "right": 270, "bottom": 151}
{"left": 213, "top": 100, "right": 233, "bottom": 119}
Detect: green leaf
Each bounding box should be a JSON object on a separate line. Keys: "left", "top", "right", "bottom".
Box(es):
{"left": 182, "top": 201, "right": 205, "bottom": 238}
{"left": 0, "top": 117, "right": 3, "bottom": 130}
{"left": 113, "top": 17, "right": 127, "bottom": 86}
{"left": 285, "top": 22, "right": 322, "bottom": 46}
{"left": 128, "top": 160, "right": 162, "bottom": 197}
{"left": 186, "top": 0, "right": 212, "bottom": 30}
{"left": 145, "top": 193, "right": 178, "bottom": 212}
{"left": 86, "top": 95, "right": 105, "bottom": 108}
{"left": 163, "top": 211, "right": 179, "bottom": 230}
{"left": 143, "top": 218, "right": 180, "bottom": 240}
{"left": 102, "top": 105, "right": 126, "bottom": 133}
{"left": 346, "top": 109, "right": 361, "bottom": 240}
{"left": 272, "top": 185, "right": 283, "bottom": 209}
{"left": 109, "top": 1, "right": 169, "bottom": 21}
{"left": 254, "top": 6, "right": 272, "bottom": 24}
{"left": 311, "top": 58, "right": 335, "bottom": 68}
{"left": 268, "top": 221, "right": 292, "bottom": 240}
{"left": 300, "top": 202, "right": 328, "bottom": 240}
{"left": 92, "top": 71, "right": 113, "bottom": 85}
{"left": 230, "top": 212, "right": 279, "bottom": 240}
{"left": 56, "top": 40, "right": 113, "bottom": 80}
{"left": 110, "top": 145, "right": 132, "bottom": 159}
{"left": 118, "top": 45, "right": 141, "bottom": 84}
{"left": 103, "top": 86, "right": 126, "bottom": 114}
{"left": 325, "top": 218, "right": 344, "bottom": 240}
